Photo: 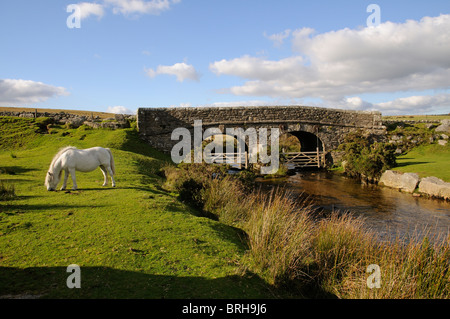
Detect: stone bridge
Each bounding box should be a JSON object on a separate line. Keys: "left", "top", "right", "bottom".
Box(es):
{"left": 137, "top": 105, "right": 385, "bottom": 165}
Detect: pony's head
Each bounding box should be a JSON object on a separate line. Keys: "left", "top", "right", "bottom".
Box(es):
{"left": 45, "top": 146, "right": 74, "bottom": 191}
{"left": 45, "top": 170, "right": 61, "bottom": 191}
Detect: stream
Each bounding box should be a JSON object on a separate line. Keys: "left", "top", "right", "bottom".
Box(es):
{"left": 256, "top": 170, "right": 450, "bottom": 243}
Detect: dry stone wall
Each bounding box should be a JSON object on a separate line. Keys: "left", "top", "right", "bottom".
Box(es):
{"left": 0, "top": 110, "right": 133, "bottom": 129}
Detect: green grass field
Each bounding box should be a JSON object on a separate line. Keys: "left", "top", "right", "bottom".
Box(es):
{"left": 394, "top": 143, "right": 450, "bottom": 182}
{"left": 0, "top": 118, "right": 273, "bottom": 298}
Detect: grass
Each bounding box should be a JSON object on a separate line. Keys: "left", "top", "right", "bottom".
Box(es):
{"left": 383, "top": 114, "right": 450, "bottom": 122}
{"left": 0, "top": 118, "right": 273, "bottom": 298}
{"left": 394, "top": 143, "right": 450, "bottom": 182}
{"left": 0, "top": 181, "right": 16, "bottom": 201}
{"left": 163, "top": 163, "right": 450, "bottom": 298}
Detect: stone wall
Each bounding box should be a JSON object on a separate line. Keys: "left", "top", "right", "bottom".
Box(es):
{"left": 137, "top": 105, "right": 385, "bottom": 155}
{"left": 0, "top": 110, "right": 134, "bottom": 129}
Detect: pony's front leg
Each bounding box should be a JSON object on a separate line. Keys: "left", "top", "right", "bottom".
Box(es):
{"left": 100, "top": 166, "right": 108, "bottom": 186}
{"left": 60, "top": 169, "right": 69, "bottom": 191}
{"left": 69, "top": 168, "right": 78, "bottom": 190}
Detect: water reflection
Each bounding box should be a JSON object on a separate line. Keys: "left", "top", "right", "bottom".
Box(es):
{"left": 257, "top": 170, "right": 450, "bottom": 243}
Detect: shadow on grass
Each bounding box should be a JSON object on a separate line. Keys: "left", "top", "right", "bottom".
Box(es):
{"left": 0, "top": 266, "right": 276, "bottom": 299}
{"left": 120, "top": 130, "right": 170, "bottom": 162}
{"left": 395, "top": 161, "right": 432, "bottom": 167}
{"left": 0, "top": 166, "right": 38, "bottom": 175}
{"left": 1, "top": 203, "right": 106, "bottom": 214}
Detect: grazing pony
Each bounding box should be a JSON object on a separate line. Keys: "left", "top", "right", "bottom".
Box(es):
{"left": 45, "top": 146, "right": 116, "bottom": 191}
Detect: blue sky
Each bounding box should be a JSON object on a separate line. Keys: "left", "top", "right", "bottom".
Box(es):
{"left": 1, "top": 0, "right": 450, "bottom": 115}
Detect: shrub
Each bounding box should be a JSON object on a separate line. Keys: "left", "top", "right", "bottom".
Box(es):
{"left": 337, "top": 130, "right": 396, "bottom": 182}
{"left": 0, "top": 181, "right": 16, "bottom": 200}
{"left": 244, "top": 189, "right": 314, "bottom": 285}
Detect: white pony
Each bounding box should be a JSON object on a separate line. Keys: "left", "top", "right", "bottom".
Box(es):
{"left": 45, "top": 146, "right": 116, "bottom": 191}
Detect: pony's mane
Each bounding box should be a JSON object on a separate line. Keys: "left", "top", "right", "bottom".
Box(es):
{"left": 50, "top": 146, "right": 77, "bottom": 169}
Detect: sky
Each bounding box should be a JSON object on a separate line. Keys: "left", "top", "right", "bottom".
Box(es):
{"left": 1, "top": 0, "right": 450, "bottom": 115}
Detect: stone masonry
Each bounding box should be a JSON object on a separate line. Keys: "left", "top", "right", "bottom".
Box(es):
{"left": 137, "top": 105, "right": 386, "bottom": 165}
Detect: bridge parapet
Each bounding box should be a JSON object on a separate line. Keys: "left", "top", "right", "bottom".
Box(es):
{"left": 137, "top": 105, "right": 385, "bottom": 158}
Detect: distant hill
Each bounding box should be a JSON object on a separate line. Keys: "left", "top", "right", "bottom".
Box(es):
{"left": 0, "top": 106, "right": 115, "bottom": 119}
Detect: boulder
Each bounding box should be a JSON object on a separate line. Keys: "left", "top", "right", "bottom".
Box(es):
{"left": 418, "top": 177, "right": 450, "bottom": 200}
{"left": 435, "top": 119, "right": 450, "bottom": 133}
{"left": 438, "top": 140, "right": 448, "bottom": 146}
{"left": 66, "top": 117, "right": 86, "bottom": 128}
{"left": 379, "top": 170, "right": 420, "bottom": 193}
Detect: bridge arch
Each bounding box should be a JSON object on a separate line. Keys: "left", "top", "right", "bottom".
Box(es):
{"left": 287, "top": 131, "right": 324, "bottom": 152}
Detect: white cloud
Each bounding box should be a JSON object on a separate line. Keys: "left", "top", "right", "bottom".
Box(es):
{"left": 169, "top": 102, "right": 192, "bottom": 108}
{"left": 264, "top": 29, "right": 291, "bottom": 47}
{"left": 104, "top": 0, "right": 180, "bottom": 16}
{"left": 373, "top": 93, "right": 450, "bottom": 114}
{"left": 106, "top": 105, "right": 135, "bottom": 114}
{"left": 210, "top": 14, "right": 450, "bottom": 112}
{"left": 146, "top": 62, "right": 200, "bottom": 82}
{"left": 76, "top": 2, "right": 105, "bottom": 20}
{"left": 327, "top": 93, "right": 450, "bottom": 115}
{"left": 70, "top": 0, "right": 180, "bottom": 20}
{"left": 0, "top": 79, "right": 69, "bottom": 106}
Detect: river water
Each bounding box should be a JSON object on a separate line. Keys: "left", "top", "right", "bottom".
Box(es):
{"left": 256, "top": 170, "right": 450, "bottom": 243}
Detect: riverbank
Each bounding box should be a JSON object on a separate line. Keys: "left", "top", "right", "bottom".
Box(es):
{"left": 378, "top": 143, "right": 450, "bottom": 200}
{"left": 379, "top": 170, "right": 450, "bottom": 201}
{"left": 163, "top": 163, "right": 450, "bottom": 298}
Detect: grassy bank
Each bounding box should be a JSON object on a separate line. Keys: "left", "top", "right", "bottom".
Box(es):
{"left": 0, "top": 117, "right": 273, "bottom": 298}
{"left": 394, "top": 143, "right": 450, "bottom": 182}
{"left": 164, "top": 163, "right": 450, "bottom": 298}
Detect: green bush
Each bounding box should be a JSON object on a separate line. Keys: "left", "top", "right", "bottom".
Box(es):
{"left": 337, "top": 130, "right": 396, "bottom": 182}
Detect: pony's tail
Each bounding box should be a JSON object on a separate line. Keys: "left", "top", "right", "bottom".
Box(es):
{"left": 107, "top": 148, "right": 115, "bottom": 175}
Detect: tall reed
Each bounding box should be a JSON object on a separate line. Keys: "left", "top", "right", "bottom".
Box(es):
{"left": 163, "top": 163, "right": 450, "bottom": 298}
{"left": 243, "top": 188, "right": 314, "bottom": 285}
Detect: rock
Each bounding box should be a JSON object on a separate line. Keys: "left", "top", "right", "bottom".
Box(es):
{"left": 418, "top": 177, "right": 450, "bottom": 200}
{"left": 379, "top": 170, "right": 420, "bottom": 193}
{"left": 83, "top": 121, "right": 101, "bottom": 129}
{"left": 435, "top": 119, "right": 450, "bottom": 133}
{"left": 66, "top": 117, "right": 85, "bottom": 128}
{"left": 438, "top": 140, "right": 448, "bottom": 146}
{"left": 441, "top": 134, "right": 449, "bottom": 140}
{"left": 114, "top": 114, "right": 126, "bottom": 121}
